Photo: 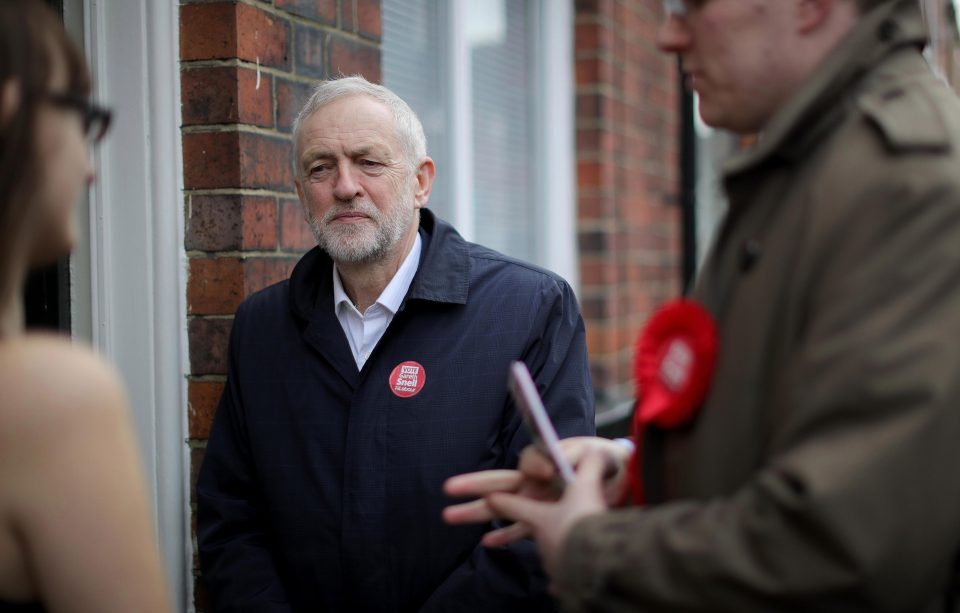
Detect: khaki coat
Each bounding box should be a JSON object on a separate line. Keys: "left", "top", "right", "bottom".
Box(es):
{"left": 559, "top": 1, "right": 960, "bottom": 611}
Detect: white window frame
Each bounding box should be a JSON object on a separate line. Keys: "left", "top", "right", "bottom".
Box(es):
{"left": 536, "top": 0, "right": 578, "bottom": 289}
{"left": 65, "top": 0, "right": 190, "bottom": 609}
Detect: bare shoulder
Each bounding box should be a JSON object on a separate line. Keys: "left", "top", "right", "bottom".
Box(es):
{"left": 0, "top": 335, "right": 127, "bottom": 435}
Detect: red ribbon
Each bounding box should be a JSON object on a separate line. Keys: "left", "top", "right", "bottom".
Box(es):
{"left": 624, "top": 299, "right": 718, "bottom": 505}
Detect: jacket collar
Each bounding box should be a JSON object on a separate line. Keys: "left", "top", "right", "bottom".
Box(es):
{"left": 724, "top": 0, "right": 927, "bottom": 179}
{"left": 289, "top": 208, "right": 469, "bottom": 323}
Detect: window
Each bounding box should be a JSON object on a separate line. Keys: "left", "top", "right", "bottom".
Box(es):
{"left": 383, "top": 0, "right": 578, "bottom": 285}
{"left": 923, "top": 0, "right": 960, "bottom": 87}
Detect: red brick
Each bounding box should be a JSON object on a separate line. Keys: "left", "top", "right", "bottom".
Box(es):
{"left": 579, "top": 295, "right": 609, "bottom": 320}
{"left": 190, "top": 447, "right": 205, "bottom": 502}
{"left": 327, "top": 34, "right": 380, "bottom": 82}
{"left": 236, "top": 3, "right": 291, "bottom": 70}
{"left": 181, "top": 66, "right": 273, "bottom": 127}
{"left": 189, "top": 317, "right": 233, "bottom": 375}
{"left": 183, "top": 132, "right": 291, "bottom": 192}
{"left": 279, "top": 198, "right": 316, "bottom": 251}
{"left": 293, "top": 24, "right": 326, "bottom": 79}
{"left": 276, "top": 78, "right": 314, "bottom": 132}
{"left": 357, "top": 0, "right": 381, "bottom": 40}
{"left": 275, "top": 0, "right": 336, "bottom": 24}
{"left": 237, "top": 67, "right": 275, "bottom": 126}
{"left": 585, "top": 323, "right": 617, "bottom": 357}
{"left": 340, "top": 0, "right": 356, "bottom": 31}
{"left": 576, "top": 57, "right": 612, "bottom": 87}
{"left": 181, "top": 67, "right": 235, "bottom": 125}
{"left": 185, "top": 194, "right": 242, "bottom": 251}
{"left": 188, "top": 380, "right": 225, "bottom": 439}
{"left": 183, "top": 131, "right": 241, "bottom": 189}
{"left": 577, "top": 195, "right": 612, "bottom": 220}
{"left": 578, "top": 228, "right": 609, "bottom": 255}
{"left": 576, "top": 128, "right": 601, "bottom": 152}
{"left": 188, "top": 257, "right": 244, "bottom": 315}
{"left": 580, "top": 258, "right": 616, "bottom": 287}
{"left": 576, "top": 93, "right": 601, "bottom": 119}
{"left": 243, "top": 257, "right": 298, "bottom": 295}
{"left": 241, "top": 197, "right": 279, "bottom": 250}
{"left": 577, "top": 160, "right": 607, "bottom": 189}
{"left": 576, "top": 22, "right": 597, "bottom": 51}
{"left": 238, "top": 132, "right": 295, "bottom": 191}
{"left": 180, "top": 3, "right": 236, "bottom": 61}
{"left": 186, "top": 194, "right": 277, "bottom": 251}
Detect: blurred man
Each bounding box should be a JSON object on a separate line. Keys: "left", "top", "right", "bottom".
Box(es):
{"left": 198, "top": 76, "right": 594, "bottom": 612}
{"left": 446, "top": 0, "right": 960, "bottom": 610}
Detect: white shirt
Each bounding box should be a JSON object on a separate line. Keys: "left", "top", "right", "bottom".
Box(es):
{"left": 333, "top": 234, "right": 422, "bottom": 370}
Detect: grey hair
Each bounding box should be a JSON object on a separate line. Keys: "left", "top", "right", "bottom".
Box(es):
{"left": 291, "top": 75, "right": 427, "bottom": 176}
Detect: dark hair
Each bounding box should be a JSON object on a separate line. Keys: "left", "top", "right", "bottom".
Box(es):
{"left": 0, "top": 0, "right": 90, "bottom": 305}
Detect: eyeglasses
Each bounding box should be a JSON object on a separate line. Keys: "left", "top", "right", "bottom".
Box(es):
{"left": 662, "top": 0, "right": 706, "bottom": 17}
{"left": 663, "top": 0, "right": 688, "bottom": 16}
{"left": 46, "top": 92, "right": 112, "bottom": 145}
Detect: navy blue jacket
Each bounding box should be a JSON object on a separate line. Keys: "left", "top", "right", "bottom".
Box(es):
{"left": 197, "top": 210, "right": 595, "bottom": 612}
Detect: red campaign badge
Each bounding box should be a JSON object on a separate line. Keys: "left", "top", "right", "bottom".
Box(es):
{"left": 624, "top": 442, "right": 645, "bottom": 506}
{"left": 625, "top": 299, "right": 718, "bottom": 505}
{"left": 389, "top": 361, "right": 426, "bottom": 398}
{"left": 634, "top": 299, "right": 718, "bottom": 429}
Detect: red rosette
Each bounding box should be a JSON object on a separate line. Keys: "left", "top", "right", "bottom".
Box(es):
{"left": 623, "top": 442, "right": 645, "bottom": 506}
{"left": 633, "top": 299, "right": 718, "bottom": 429}
{"left": 624, "top": 299, "right": 718, "bottom": 505}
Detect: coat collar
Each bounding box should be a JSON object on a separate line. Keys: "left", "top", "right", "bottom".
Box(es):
{"left": 289, "top": 208, "right": 470, "bottom": 324}
{"left": 724, "top": 0, "right": 927, "bottom": 180}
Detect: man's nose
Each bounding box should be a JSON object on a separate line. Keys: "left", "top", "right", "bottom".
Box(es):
{"left": 656, "top": 14, "right": 692, "bottom": 53}
{"left": 333, "top": 163, "right": 362, "bottom": 201}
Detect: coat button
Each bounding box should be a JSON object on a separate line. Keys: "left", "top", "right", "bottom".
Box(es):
{"left": 740, "top": 239, "right": 762, "bottom": 272}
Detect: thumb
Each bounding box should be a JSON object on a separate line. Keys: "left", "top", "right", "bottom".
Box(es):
{"left": 486, "top": 492, "right": 545, "bottom": 526}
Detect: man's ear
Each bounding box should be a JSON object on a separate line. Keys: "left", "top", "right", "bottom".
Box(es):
{"left": 413, "top": 157, "right": 436, "bottom": 210}
{"left": 797, "top": 0, "right": 833, "bottom": 33}
{"left": 0, "top": 80, "right": 21, "bottom": 129}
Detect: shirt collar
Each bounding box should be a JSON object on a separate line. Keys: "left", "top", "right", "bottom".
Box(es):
{"left": 332, "top": 232, "right": 423, "bottom": 316}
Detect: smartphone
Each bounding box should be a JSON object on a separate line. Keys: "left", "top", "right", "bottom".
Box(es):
{"left": 508, "top": 361, "right": 577, "bottom": 485}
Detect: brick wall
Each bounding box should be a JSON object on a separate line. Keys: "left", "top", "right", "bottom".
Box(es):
{"left": 574, "top": 0, "right": 682, "bottom": 413}
{"left": 179, "top": 1, "right": 381, "bottom": 609}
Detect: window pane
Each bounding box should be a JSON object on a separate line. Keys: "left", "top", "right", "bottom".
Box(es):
{"left": 469, "top": 0, "right": 537, "bottom": 263}
{"left": 382, "top": 0, "right": 451, "bottom": 221}
{"left": 383, "top": 0, "right": 542, "bottom": 264}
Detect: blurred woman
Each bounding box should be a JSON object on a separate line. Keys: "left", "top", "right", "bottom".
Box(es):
{"left": 0, "top": 1, "right": 171, "bottom": 611}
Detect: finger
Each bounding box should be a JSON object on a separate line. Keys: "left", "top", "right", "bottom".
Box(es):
{"left": 486, "top": 492, "right": 546, "bottom": 526}
{"left": 570, "top": 450, "right": 608, "bottom": 497}
{"left": 442, "top": 498, "right": 498, "bottom": 525}
{"left": 481, "top": 522, "right": 532, "bottom": 548}
{"left": 559, "top": 436, "right": 595, "bottom": 465}
{"left": 444, "top": 470, "right": 523, "bottom": 498}
{"left": 518, "top": 446, "right": 557, "bottom": 481}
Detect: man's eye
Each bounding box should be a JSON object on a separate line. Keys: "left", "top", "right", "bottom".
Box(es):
{"left": 360, "top": 159, "right": 382, "bottom": 168}
{"left": 310, "top": 164, "right": 331, "bottom": 174}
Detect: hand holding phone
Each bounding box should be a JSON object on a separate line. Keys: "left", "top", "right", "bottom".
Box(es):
{"left": 508, "top": 361, "right": 577, "bottom": 485}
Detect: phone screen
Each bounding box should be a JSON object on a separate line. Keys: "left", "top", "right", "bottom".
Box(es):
{"left": 508, "top": 361, "right": 577, "bottom": 484}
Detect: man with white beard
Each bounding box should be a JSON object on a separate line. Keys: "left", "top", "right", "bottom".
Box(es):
{"left": 196, "top": 76, "right": 595, "bottom": 613}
